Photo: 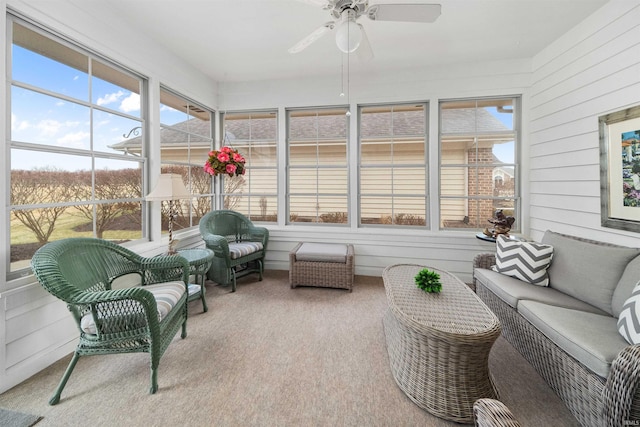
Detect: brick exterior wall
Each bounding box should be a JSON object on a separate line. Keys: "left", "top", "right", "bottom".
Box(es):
{"left": 467, "top": 147, "right": 496, "bottom": 226}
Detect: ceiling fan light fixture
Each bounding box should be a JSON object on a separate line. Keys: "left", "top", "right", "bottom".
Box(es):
{"left": 335, "top": 10, "right": 362, "bottom": 53}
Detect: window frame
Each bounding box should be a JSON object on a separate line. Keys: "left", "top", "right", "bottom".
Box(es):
{"left": 438, "top": 96, "right": 521, "bottom": 231}
{"left": 358, "top": 102, "right": 429, "bottom": 228}
{"left": 286, "top": 106, "right": 350, "bottom": 226}
{"left": 159, "top": 85, "right": 215, "bottom": 231}
{"left": 7, "top": 15, "right": 149, "bottom": 280}
{"left": 221, "top": 110, "right": 278, "bottom": 223}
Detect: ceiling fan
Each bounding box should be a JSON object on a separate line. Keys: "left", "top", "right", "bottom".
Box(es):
{"left": 288, "top": 0, "right": 442, "bottom": 60}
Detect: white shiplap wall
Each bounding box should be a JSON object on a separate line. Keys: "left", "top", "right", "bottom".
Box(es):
{"left": 529, "top": 0, "right": 640, "bottom": 246}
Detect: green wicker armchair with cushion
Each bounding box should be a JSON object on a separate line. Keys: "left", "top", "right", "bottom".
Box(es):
{"left": 199, "top": 210, "right": 269, "bottom": 292}
{"left": 30, "top": 237, "right": 190, "bottom": 405}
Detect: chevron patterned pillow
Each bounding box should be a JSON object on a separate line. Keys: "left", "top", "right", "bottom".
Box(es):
{"left": 492, "top": 235, "right": 554, "bottom": 286}
{"left": 618, "top": 283, "right": 640, "bottom": 344}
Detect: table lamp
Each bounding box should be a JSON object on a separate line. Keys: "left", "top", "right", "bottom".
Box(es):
{"left": 146, "top": 173, "right": 191, "bottom": 254}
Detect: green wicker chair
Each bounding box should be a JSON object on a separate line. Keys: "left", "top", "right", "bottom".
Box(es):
{"left": 199, "top": 210, "right": 269, "bottom": 292}
{"left": 30, "top": 237, "right": 190, "bottom": 405}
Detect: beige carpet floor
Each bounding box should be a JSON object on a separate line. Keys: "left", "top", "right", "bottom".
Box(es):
{"left": 0, "top": 270, "right": 578, "bottom": 426}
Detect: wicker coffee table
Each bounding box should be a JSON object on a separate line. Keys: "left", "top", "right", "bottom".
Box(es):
{"left": 382, "top": 264, "right": 501, "bottom": 424}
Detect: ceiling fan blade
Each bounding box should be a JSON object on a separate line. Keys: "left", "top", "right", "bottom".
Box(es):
{"left": 288, "top": 22, "right": 335, "bottom": 54}
{"left": 294, "top": 0, "right": 329, "bottom": 7}
{"left": 367, "top": 3, "right": 441, "bottom": 23}
{"left": 356, "top": 24, "right": 374, "bottom": 61}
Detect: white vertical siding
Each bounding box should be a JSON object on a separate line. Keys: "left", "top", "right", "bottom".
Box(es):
{"left": 529, "top": 0, "right": 640, "bottom": 246}
{"left": 440, "top": 149, "right": 467, "bottom": 222}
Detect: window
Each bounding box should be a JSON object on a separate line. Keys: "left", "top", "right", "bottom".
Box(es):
{"left": 222, "top": 111, "right": 278, "bottom": 223}
{"left": 158, "top": 88, "right": 214, "bottom": 232}
{"left": 9, "top": 18, "right": 146, "bottom": 276}
{"left": 359, "top": 103, "right": 428, "bottom": 226}
{"left": 287, "top": 107, "right": 349, "bottom": 224}
{"left": 439, "top": 97, "right": 519, "bottom": 230}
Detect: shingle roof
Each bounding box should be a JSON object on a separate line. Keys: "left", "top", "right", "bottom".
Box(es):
{"left": 441, "top": 108, "right": 510, "bottom": 134}
{"left": 110, "top": 107, "right": 510, "bottom": 151}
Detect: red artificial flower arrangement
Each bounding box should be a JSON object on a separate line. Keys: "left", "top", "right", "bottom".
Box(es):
{"left": 204, "top": 146, "right": 246, "bottom": 177}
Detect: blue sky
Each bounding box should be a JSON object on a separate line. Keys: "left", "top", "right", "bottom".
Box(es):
{"left": 487, "top": 107, "right": 515, "bottom": 164}
{"left": 10, "top": 44, "right": 182, "bottom": 170}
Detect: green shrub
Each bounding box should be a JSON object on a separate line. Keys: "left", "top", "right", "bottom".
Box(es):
{"left": 414, "top": 268, "right": 442, "bottom": 293}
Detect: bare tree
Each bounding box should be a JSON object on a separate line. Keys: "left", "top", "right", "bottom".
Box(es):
{"left": 189, "top": 166, "right": 213, "bottom": 221}
{"left": 10, "top": 168, "right": 77, "bottom": 244}
{"left": 259, "top": 197, "right": 267, "bottom": 217}
{"left": 71, "top": 169, "right": 142, "bottom": 238}
{"left": 223, "top": 176, "right": 246, "bottom": 210}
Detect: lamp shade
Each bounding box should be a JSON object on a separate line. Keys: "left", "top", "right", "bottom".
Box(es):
{"left": 146, "top": 174, "right": 190, "bottom": 201}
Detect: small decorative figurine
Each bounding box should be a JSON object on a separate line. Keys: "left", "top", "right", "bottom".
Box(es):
{"left": 483, "top": 209, "right": 515, "bottom": 238}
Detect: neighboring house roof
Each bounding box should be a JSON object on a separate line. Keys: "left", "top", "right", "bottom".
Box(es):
{"left": 225, "top": 117, "right": 276, "bottom": 141}
{"left": 441, "top": 108, "right": 510, "bottom": 134}
{"left": 109, "top": 119, "right": 213, "bottom": 153}
{"left": 493, "top": 154, "right": 515, "bottom": 173}
{"left": 109, "top": 108, "right": 511, "bottom": 153}
{"left": 494, "top": 166, "right": 515, "bottom": 179}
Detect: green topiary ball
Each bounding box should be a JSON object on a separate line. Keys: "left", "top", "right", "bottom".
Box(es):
{"left": 415, "top": 268, "right": 442, "bottom": 293}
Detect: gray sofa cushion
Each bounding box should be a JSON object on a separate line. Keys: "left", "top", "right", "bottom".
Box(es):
{"left": 474, "top": 268, "right": 607, "bottom": 315}
{"left": 541, "top": 230, "right": 640, "bottom": 315}
{"left": 613, "top": 254, "right": 640, "bottom": 318}
{"left": 518, "top": 300, "right": 628, "bottom": 378}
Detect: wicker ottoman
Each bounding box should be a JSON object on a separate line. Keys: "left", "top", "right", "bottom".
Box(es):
{"left": 289, "top": 242, "right": 354, "bottom": 292}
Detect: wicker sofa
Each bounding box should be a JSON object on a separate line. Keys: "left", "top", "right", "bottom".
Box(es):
{"left": 473, "top": 230, "right": 640, "bottom": 427}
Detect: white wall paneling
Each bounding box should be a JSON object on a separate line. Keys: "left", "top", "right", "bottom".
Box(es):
{"left": 528, "top": 0, "right": 640, "bottom": 247}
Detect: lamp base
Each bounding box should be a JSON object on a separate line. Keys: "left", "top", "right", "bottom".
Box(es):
{"left": 167, "top": 239, "right": 179, "bottom": 255}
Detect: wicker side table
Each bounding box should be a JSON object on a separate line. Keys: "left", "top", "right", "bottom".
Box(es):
{"left": 382, "top": 264, "right": 501, "bottom": 424}
{"left": 289, "top": 242, "right": 354, "bottom": 292}
{"left": 177, "top": 248, "right": 214, "bottom": 312}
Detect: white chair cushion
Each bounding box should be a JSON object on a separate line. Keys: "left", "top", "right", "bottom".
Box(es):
{"left": 228, "top": 242, "right": 263, "bottom": 260}
{"left": 80, "top": 281, "right": 186, "bottom": 334}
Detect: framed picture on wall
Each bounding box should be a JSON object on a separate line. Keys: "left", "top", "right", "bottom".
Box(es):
{"left": 599, "top": 105, "right": 640, "bottom": 232}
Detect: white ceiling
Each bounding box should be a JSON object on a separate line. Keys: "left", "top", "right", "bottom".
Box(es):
{"left": 105, "top": 0, "right": 608, "bottom": 83}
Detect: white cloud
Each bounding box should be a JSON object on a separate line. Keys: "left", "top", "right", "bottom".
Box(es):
{"left": 57, "top": 131, "right": 90, "bottom": 149}
{"left": 35, "top": 119, "right": 81, "bottom": 138}
{"left": 97, "top": 90, "right": 124, "bottom": 106}
{"left": 37, "top": 119, "right": 63, "bottom": 137}
{"left": 120, "top": 93, "right": 140, "bottom": 113}
{"left": 11, "top": 113, "right": 30, "bottom": 131}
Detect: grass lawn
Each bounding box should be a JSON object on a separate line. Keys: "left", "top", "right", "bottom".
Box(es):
{"left": 10, "top": 207, "right": 140, "bottom": 245}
